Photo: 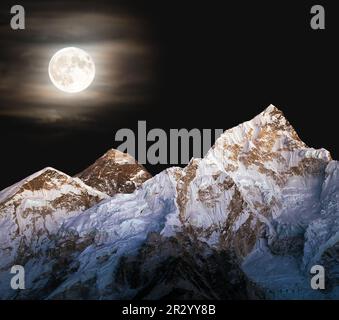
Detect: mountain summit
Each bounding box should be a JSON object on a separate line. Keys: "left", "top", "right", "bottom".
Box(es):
{"left": 76, "top": 149, "right": 151, "bottom": 196}
{"left": 0, "top": 167, "right": 108, "bottom": 274}
{"left": 0, "top": 105, "right": 337, "bottom": 300}
{"left": 0, "top": 149, "right": 150, "bottom": 279}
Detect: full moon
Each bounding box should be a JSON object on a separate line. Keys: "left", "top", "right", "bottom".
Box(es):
{"left": 48, "top": 47, "right": 95, "bottom": 93}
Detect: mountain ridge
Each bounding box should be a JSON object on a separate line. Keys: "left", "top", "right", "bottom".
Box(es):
{"left": 0, "top": 104, "right": 337, "bottom": 299}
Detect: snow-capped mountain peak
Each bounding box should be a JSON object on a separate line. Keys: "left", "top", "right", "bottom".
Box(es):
{"left": 76, "top": 149, "right": 152, "bottom": 196}
{"left": 207, "top": 105, "right": 331, "bottom": 183}
{"left": 0, "top": 167, "right": 107, "bottom": 207}
{"left": 0, "top": 167, "right": 108, "bottom": 274}
{"left": 0, "top": 105, "right": 338, "bottom": 300}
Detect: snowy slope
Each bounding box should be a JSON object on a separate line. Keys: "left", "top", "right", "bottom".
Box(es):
{"left": 0, "top": 105, "right": 337, "bottom": 299}
{"left": 0, "top": 168, "right": 108, "bottom": 275}
{"left": 48, "top": 106, "right": 338, "bottom": 299}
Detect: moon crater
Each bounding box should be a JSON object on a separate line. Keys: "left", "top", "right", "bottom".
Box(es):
{"left": 48, "top": 47, "right": 95, "bottom": 93}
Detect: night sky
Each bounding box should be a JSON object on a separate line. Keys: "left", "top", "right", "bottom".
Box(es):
{"left": 0, "top": 0, "right": 337, "bottom": 190}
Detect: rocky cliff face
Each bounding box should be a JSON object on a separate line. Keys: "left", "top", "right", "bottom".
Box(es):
{"left": 0, "top": 167, "right": 108, "bottom": 288}
{"left": 76, "top": 149, "right": 152, "bottom": 196}
{"left": 0, "top": 105, "right": 338, "bottom": 299}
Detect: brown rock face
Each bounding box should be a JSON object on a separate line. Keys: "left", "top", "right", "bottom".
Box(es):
{"left": 0, "top": 167, "right": 108, "bottom": 273}
{"left": 0, "top": 168, "right": 107, "bottom": 221}
{"left": 76, "top": 149, "right": 152, "bottom": 196}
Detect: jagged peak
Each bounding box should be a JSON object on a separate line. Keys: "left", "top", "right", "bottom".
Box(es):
{"left": 262, "top": 104, "right": 283, "bottom": 115}
{"left": 265, "top": 104, "right": 279, "bottom": 112}
{"left": 2, "top": 167, "right": 67, "bottom": 191}
{"left": 76, "top": 148, "right": 151, "bottom": 196}
{"left": 250, "top": 104, "right": 288, "bottom": 127}
{"left": 0, "top": 167, "right": 68, "bottom": 203}
{"left": 205, "top": 104, "right": 334, "bottom": 172}
{"left": 100, "top": 148, "right": 138, "bottom": 165}
{"left": 212, "top": 104, "right": 304, "bottom": 147}
{"left": 30, "top": 166, "right": 66, "bottom": 177}
{"left": 0, "top": 166, "right": 108, "bottom": 204}
{"left": 20, "top": 167, "right": 72, "bottom": 185}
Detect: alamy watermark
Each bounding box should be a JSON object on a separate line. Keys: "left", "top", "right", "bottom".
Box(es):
{"left": 8, "top": 263, "right": 325, "bottom": 292}
{"left": 115, "top": 121, "right": 224, "bottom": 165}
{"left": 10, "top": 5, "right": 25, "bottom": 30}
{"left": 8, "top": 4, "right": 325, "bottom": 31}
{"left": 310, "top": 264, "right": 325, "bottom": 290}
{"left": 310, "top": 5, "right": 325, "bottom": 30}
{"left": 10, "top": 265, "right": 25, "bottom": 290}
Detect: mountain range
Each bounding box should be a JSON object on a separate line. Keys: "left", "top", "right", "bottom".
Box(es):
{"left": 0, "top": 105, "right": 338, "bottom": 299}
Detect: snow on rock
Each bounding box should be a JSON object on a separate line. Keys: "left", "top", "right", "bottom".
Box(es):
{"left": 76, "top": 149, "right": 152, "bottom": 196}
{"left": 0, "top": 105, "right": 338, "bottom": 299}
{"left": 46, "top": 170, "right": 177, "bottom": 299}
{"left": 0, "top": 167, "right": 108, "bottom": 273}
{"left": 303, "top": 161, "right": 339, "bottom": 277}
{"left": 45, "top": 105, "right": 337, "bottom": 299}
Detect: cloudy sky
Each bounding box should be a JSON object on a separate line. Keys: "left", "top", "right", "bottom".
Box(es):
{"left": 0, "top": 1, "right": 337, "bottom": 190}
{"left": 0, "top": 0, "right": 155, "bottom": 124}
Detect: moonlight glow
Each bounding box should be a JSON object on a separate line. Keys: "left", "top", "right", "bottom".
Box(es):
{"left": 48, "top": 47, "right": 95, "bottom": 93}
